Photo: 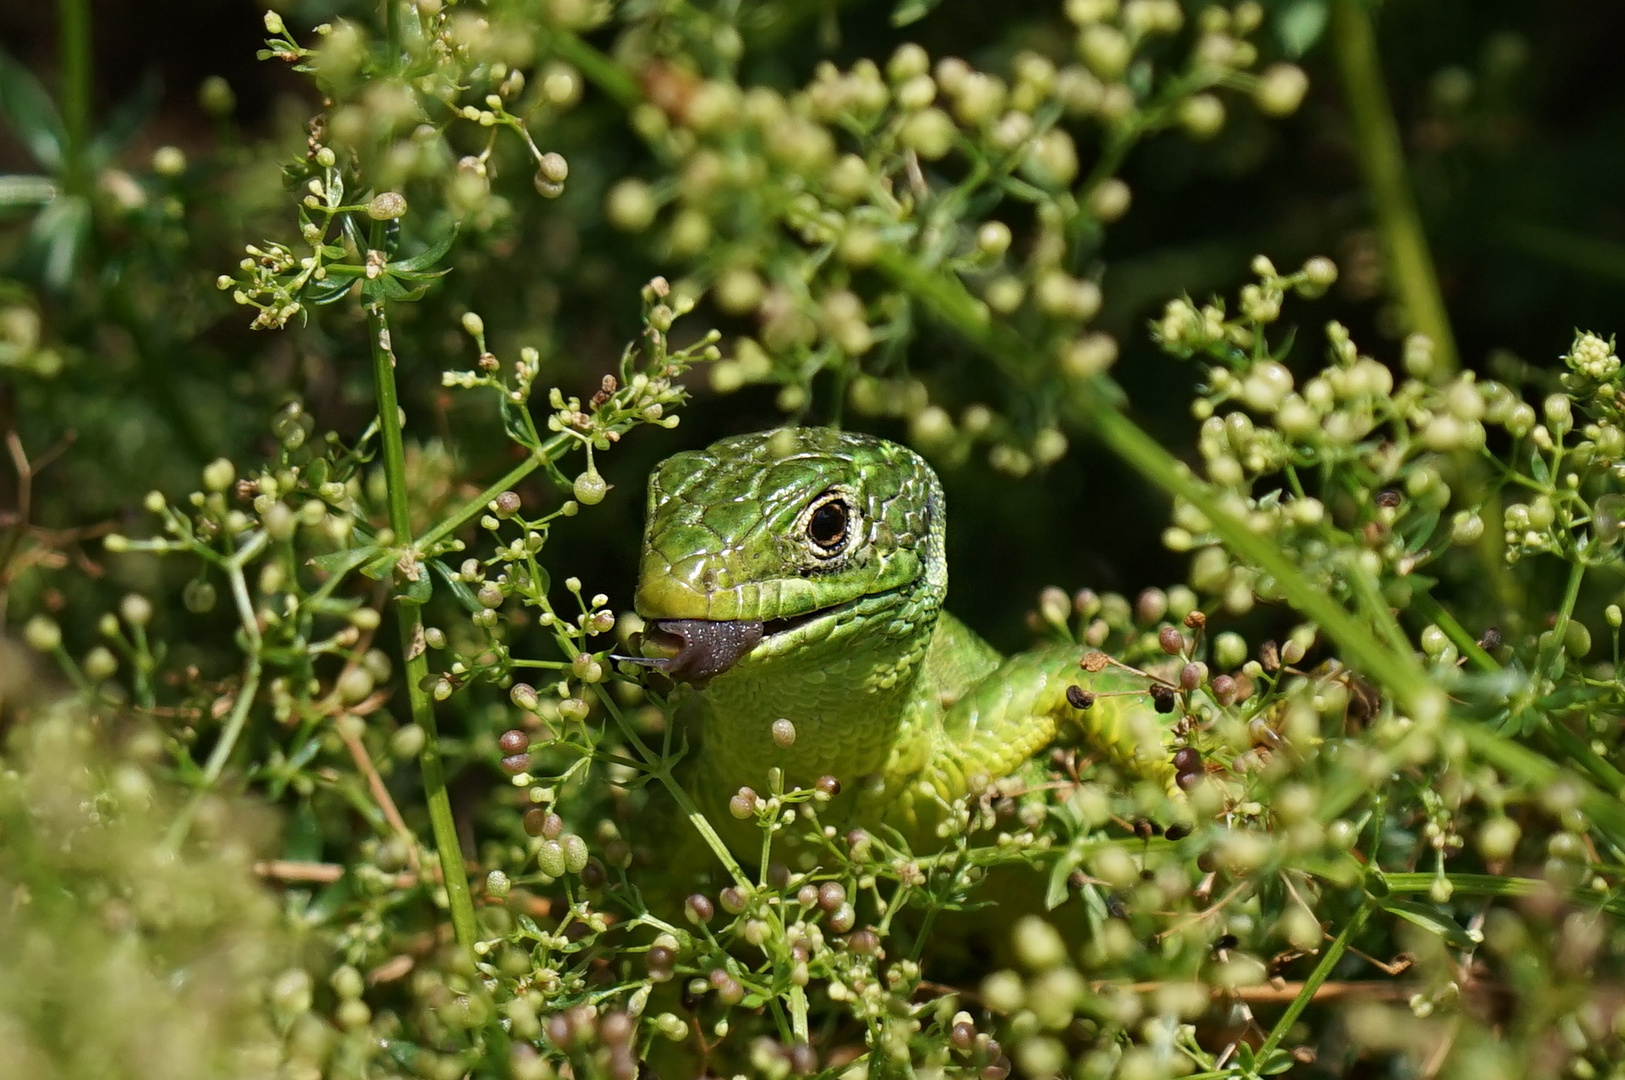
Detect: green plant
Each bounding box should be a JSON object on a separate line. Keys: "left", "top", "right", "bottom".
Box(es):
{"left": 5, "top": 0, "right": 1625, "bottom": 1078}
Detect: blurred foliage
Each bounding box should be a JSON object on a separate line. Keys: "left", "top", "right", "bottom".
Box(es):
{"left": 2, "top": 0, "right": 1625, "bottom": 1078}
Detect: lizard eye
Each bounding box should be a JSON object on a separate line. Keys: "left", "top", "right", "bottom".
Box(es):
{"left": 805, "top": 494, "right": 850, "bottom": 553}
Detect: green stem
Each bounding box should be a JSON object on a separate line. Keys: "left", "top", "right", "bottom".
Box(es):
{"left": 165, "top": 531, "right": 271, "bottom": 850}
{"left": 1457, "top": 723, "right": 1625, "bottom": 840}
{"left": 383, "top": 0, "right": 402, "bottom": 70}
{"left": 1252, "top": 897, "right": 1374, "bottom": 1070}
{"left": 366, "top": 289, "right": 479, "bottom": 951}
{"left": 1538, "top": 557, "right": 1586, "bottom": 680}
{"left": 585, "top": 679, "right": 751, "bottom": 889}
{"left": 58, "top": 0, "right": 90, "bottom": 195}
{"left": 545, "top": 31, "right": 642, "bottom": 109}
{"left": 1408, "top": 592, "right": 1497, "bottom": 672}
{"left": 1332, "top": 0, "right": 1522, "bottom": 610}
{"left": 1381, "top": 871, "right": 1625, "bottom": 917}
{"left": 414, "top": 437, "right": 567, "bottom": 553}
{"left": 1330, "top": 0, "right": 1456, "bottom": 373}
{"left": 871, "top": 249, "right": 1437, "bottom": 718}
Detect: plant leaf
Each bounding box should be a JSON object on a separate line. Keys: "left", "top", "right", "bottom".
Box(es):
{"left": 1379, "top": 896, "right": 1475, "bottom": 949}
{"left": 309, "top": 544, "right": 385, "bottom": 578}
{"left": 1276, "top": 0, "right": 1330, "bottom": 58}
{"left": 28, "top": 194, "right": 90, "bottom": 290}
{"left": 431, "top": 558, "right": 483, "bottom": 613}
{"left": 0, "top": 47, "right": 65, "bottom": 171}
{"left": 891, "top": 0, "right": 941, "bottom": 25}
{"left": 0, "top": 174, "right": 57, "bottom": 208}
{"left": 388, "top": 226, "right": 459, "bottom": 273}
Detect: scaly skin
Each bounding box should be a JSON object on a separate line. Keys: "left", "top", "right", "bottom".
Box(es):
{"left": 635, "top": 428, "right": 1173, "bottom": 851}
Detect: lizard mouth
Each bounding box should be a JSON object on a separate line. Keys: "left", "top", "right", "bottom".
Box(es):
{"left": 626, "top": 595, "right": 875, "bottom": 685}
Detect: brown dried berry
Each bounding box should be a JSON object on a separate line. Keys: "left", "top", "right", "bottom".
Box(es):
{"left": 1065, "top": 684, "right": 1095, "bottom": 710}
{"left": 1183, "top": 609, "right": 1207, "bottom": 630}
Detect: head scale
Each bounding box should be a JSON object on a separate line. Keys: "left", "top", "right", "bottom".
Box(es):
{"left": 634, "top": 428, "right": 945, "bottom": 679}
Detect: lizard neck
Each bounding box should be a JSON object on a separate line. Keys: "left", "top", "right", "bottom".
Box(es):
{"left": 691, "top": 586, "right": 941, "bottom": 796}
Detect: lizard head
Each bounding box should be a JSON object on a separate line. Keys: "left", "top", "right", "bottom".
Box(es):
{"left": 633, "top": 428, "right": 945, "bottom": 683}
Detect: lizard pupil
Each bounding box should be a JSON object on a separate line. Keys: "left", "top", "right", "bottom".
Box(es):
{"left": 807, "top": 500, "right": 848, "bottom": 549}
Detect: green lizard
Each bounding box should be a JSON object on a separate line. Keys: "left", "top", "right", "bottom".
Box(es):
{"left": 632, "top": 427, "right": 1180, "bottom": 852}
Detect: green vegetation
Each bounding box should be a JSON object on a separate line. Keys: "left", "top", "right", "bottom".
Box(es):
{"left": 3, "top": 0, "right": 1625, "bottom": 1077}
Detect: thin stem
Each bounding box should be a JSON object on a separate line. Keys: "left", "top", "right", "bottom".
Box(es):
{"left": 585, "top": 679, "right": 751, "bottom": 889}
{"left": 366, "top": 286, "right": 479, "bottom": 951}
{"left": 58, "top": 0, "right": 90, "bottom": 195}
{"left": 545, "top": 31, "right": 642, "bottom": 109}
{"left": 1332, "top": 0, "right": 1520, "bottom": 613}
{"left": 1457, "top": 723, "right": 1625, "bottom": 840}
{"left": 1253, "top": 897, "right": 1374, "bottom": 1069}
{"left": 1381, "top": 871, "right": 1625, "bottom": 917}
{"left": 165, "top": 530, "right": 270, "bottom": 850}
{"left": 1538, "top": 557, "right": 1586, "bottom": 681}
{"left": 383, "top": 0, "right": 402, "bottom": 72}
{"left": 872, "top": 248, "right": 1438, "bottom": 719}
{"left": 1330, "top": 0, "right": 1456, "bottom": 373}
{"left": 414, "top": 436, "right": 567, "bottom": 553}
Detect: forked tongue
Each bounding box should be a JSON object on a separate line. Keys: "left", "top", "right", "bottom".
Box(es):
{"left": 623, "top": 619, "right": 763, "bottom": 684}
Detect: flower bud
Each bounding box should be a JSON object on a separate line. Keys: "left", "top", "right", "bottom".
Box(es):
{"left": 1254, "top": 63, "right": 1308, "bottom": 116}
{"left": 23, "top": 614, "right": 60, "bottom": 652}
{"left": 605, "top": 179, "right": 658, "bottom": 231}
{"left": 367, "top": 191, "right": 408, "bottom": 220}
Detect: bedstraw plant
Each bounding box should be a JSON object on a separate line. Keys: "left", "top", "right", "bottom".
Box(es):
{"left": 5, "top": 1, "right": 1625, "bottom": 1078}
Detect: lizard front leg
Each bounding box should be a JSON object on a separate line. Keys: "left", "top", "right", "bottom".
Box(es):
{"left": 930, "top": 645, "right": 1179, "bottom": 803}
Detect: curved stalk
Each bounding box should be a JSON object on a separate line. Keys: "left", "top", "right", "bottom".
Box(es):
{"left": 367, "top": 290, "right": 479, "bottom": 951}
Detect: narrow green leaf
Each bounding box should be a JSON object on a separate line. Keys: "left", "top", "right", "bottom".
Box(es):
{"left": 1043, "top": 851, "right": 1074, "bottom": 911}
{"left": 0, "top": 174, "right": 57, "bottom": 207}
{"left": 395, "top": 568, "right": 434, "bottom": 606}
{"left": 431, "top": 558, "right": 484, "bottom": 613}
{"left": 1276, "top": 0, "right": 1330, "bottom": 57}
{"left": 302, "top": 275, "right": 355, "bottom": 307}
{"left": 890, "top": 0, "right": 941, "bottom": 25}
{"left": 309, "top": 543, "right": 384, "bottom": 578}
{"left": 0, "top": 47, "right": 65, "bottom": 170}
{"left": 1379, "top": 897, "right": 1475, "bottom": 949}
{"left": 388, "top": 226, "right": 459, "bottom": 272}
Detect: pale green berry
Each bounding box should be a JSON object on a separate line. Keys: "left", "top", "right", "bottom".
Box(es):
{"left": 605, "top": 179, "right": 658, "bottom": 231}
{"left": 573, "top": 469, "right": 608, "bottom": 505}
{"left": 1178, "top": 93, "right": 1225, "bottom": 138}
{"left": 1254, "top": 63, "right": 1309, "bottom": 116}
{"left": 24, "top": 614, "right": 61, "bottom": 653}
